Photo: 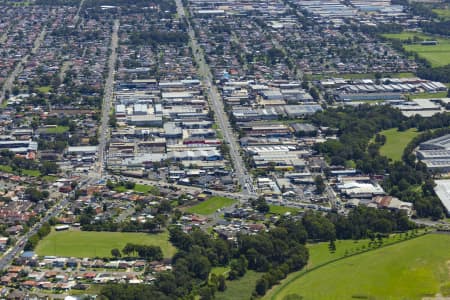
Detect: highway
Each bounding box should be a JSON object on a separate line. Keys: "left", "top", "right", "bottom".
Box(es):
{"left": 97, "top": 19, "right": 119, "bottom": 179}
{"left": 175, "top": 0, "right": 255, "bottom": 196}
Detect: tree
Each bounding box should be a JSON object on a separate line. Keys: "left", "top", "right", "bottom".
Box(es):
{"left": 328, "top": 239, "right": 336, "bottom": 253}
{"left": 111, "top": 248, "right": 121, "bottom": 258}
{"left": 309, "top": 87, "right": 320, "bottom": 100}
{"left": 218, "top": 274, "right": 226, "bottom": 292}
{"left": 255, "top": 277, "right": 269, "bottom": 295}
{"left": 40, "top": 161, "right": 59, "bottom": 175}
{"left": 315, "top": 175, "right": 326, "bottom": 194}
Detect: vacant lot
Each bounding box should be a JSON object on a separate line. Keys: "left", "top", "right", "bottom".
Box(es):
{"left": 377, "top": 128, "right": 419, "bottom": 161}
{"left": 133, "top": 183, "right": 158, "bottom": 194}
{"left": 187, "top": 196, "right": 236, "bottom": 215}
{"left": 35, "top": 230, "right": 176, "bottom": 258}
{"left": 382, "top": 32, "right": 450, "bottom": 67}
{"left": 268, "top": 205, "right": 301, "bottom": 215}
{"left": 215, "top": 270, "right": 263, "bottom": 300}
{"left": 270, "top": 234, "right": 450, "bottom": 300}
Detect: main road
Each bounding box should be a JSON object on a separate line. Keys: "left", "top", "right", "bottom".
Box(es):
{"left": 97, "top": 19, "right": 119, "bottom": 179}
{"left": 175, "top": 0, "right": 255, "bottom": 196}
{"left": 0, "top": 195, "right": 71, "bottom": 270}
{"left": 0, "top": 26, "right": 47, "bottom": 103}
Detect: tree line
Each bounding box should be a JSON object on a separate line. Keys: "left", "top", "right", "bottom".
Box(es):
{"left": 24, "top": 222, "right": 51, "bottom": 251}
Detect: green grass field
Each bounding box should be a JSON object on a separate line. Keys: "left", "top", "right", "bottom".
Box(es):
{"left": 22, "top": 169, "right": 41, "bottom": 177}
{"left": 377, "top": 128, "right": 419, "bottom": 161}
{"left": 0, "top": 165, "right": 13, "bottom": 173}
{"left": 433, "top": 8, "right": 450, "bottom": 20}
{"left": 187, "top": 196, "right": 236, "bottom": 215}
{"left": 382, "top": 32, "right": 432, "bottom": 41}
{"left": 215, "top": 271, "right": 263, "bottom": 300}
{"left": 133, "top": 183, "right": 158, "bottom": 194}
{"left": 268, "top": 205, "right": 301, "bottom": 215}
{"left": 35, "top": 230, "right": 176, "bottom": 258}
{"left": 45, "top": 126, "right": 69, "bottom": 134}
{"left": 410, "top": 91, "right": 449, "bottom": 99}
{"left": 269, "top": 234, "right": 450, "bottom": 300}
{"left": 37, "top": 86, "right": 52, "bottom": 93}
{"left": 42, "top": 175, "right": 58, "bottom": 182}
{"left": 211, "top": 266, "right": 230, "bottom": 277}
{"left": 382, "top": 32, "right": 450, "bottom": 67}
{"left": 113, "top": 183, "right": 158, "bottom": 194}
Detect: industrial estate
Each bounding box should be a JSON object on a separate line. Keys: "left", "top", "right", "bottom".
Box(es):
{"left": 0, "top": 0, "right": 449, "bottom": 299}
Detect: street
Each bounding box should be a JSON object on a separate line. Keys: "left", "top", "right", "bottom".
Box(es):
{"left": 97, "top": 19, "right": 119, "bottom": 179}
{"left": 175, "top": 0, "right": 255, "bottom": 196}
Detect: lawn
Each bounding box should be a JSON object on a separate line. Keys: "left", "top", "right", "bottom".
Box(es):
{"left": 36, "top": 86, "right": 52, "bottom": 93}
{"left": 44, "top": 126, "right": 69, "bottom": 134}
{"left": 133, "top": 183, "right": 158, "bottom": 194}
{"left": 215, "top": 271, "right": 263, "bottom": 300}
{"left": 382, "top": 31, "right": 450, "bottom": 67}
{"left": 405, "top": 43, "right": 450, "bottom": 67}
{"left": 382, "top": 32, "right": 432, "bottom": 41}
{"left": 377, "top": 128, "right": 420, "bottom": 161}
{"left": 187, "top": 196, "right": 236, "bottom": 215}
{"left": 22, "top": 169, "right": 41, "bottom": 177}
{"left": 211, "top": 266, "right": 230, "bottom": 277}
{"left": 35, "top": 230, "right": 176, "bottom": 258}
{"left": 410, "top": 91, "right": 449, "bottom": 99}
{"left": 269, "top": 234, "right": 450, "bottom": 300}
{"left": 268, "top": 205, "right": 301, "bottom": 215}
{"left": 433, "top": 8, "right": 450, "bottom": 20}
{"left": 0, "top": 165, "right": 13, "bottom": 173}
{"left": 42, "top": 175, "right": 58, "bottom": 182}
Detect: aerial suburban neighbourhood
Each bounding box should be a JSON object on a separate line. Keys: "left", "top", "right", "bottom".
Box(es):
{"left": 0, "top": 0, "right": 449, "bottom": 299}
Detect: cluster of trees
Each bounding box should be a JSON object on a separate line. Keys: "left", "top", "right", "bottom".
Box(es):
{"left": 35, "top": 0, "right": 80, "bottom": 6}
{"left": 311, "top": 105, "right": 405, "bottom": 169}
{"left": 100, "top": 204, "right": 417, "bottom": 299}
{"left": 82, "top": 217, "right": 168, "bottom": 233}
{"left": 102, "top": 219, "right": 308, "bottom": 299}
{"left": 0, "top": 150, "right": 59, "bottom": 176}
{"left": 421, "top": 20, "right": 450, "bottom": 36}
{"left": 417, "top": 65, "right": 450, "bottom": 84}
{"left": 24, "top": 187, "right": 50, "bottom": 203}
{"left": 24, "top": 223, "right": 51, "bottom": 251}
{"left": 328, "top": 207, "right": 413, "bottom": 239}
{"left": 128, "top": 30, "right": 188, "bottom": 46}
{"left": 80, "top": 202, "right": 169, "bottom": 233}
{"left": 408, "top": 2, "right": 437, "bottom": 19}
{"left": 121, "top": 243, "right": 163, "bottom": 261}
{"left": 310, "top": 105, "right": 445, "bottom": 219}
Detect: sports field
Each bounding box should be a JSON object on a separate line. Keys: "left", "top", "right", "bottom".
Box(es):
{"left": 377, "top": 128, "right": 419, "bottom": 161}
{"left": 269, "top": 234, "right": 450, "bottom": 300}
{"left": 382, "top": 32, "right": 450, "bottom": 67}
{"left": 187, "top": 196, "right": 236, "bottom": 215}
{"left": 44, "top": 126, "right": 69, "bottom": 134}
{"left": 35, "top": 230, "right": 176, "bottom": 258}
